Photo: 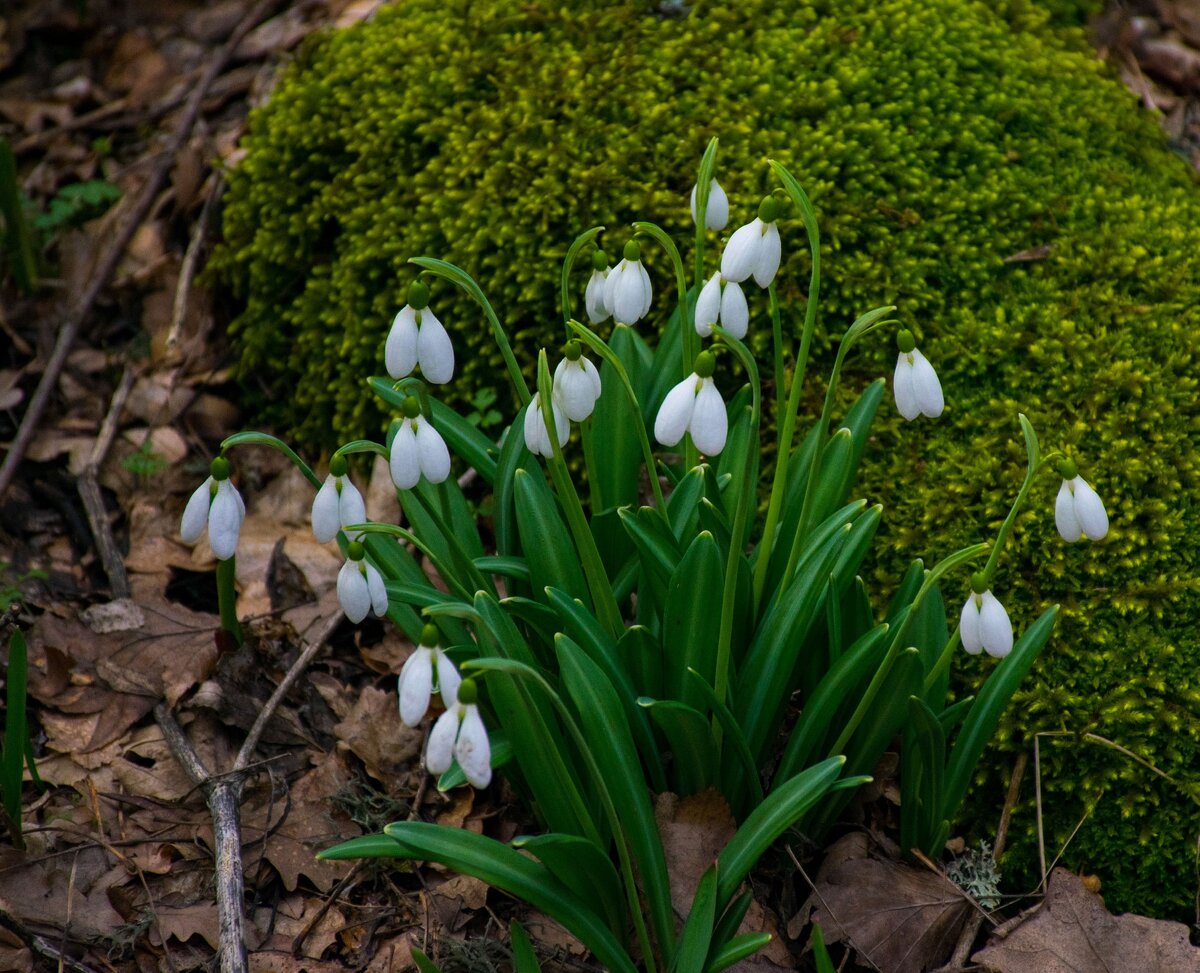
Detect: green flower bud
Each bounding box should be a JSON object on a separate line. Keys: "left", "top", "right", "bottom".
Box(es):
{"left": 758, "top": 195, "right": 780, "bottom": 223}
{"left": 563, "top": 339, "right": 583, "bottom": 361}
{"left": 408, "top": 279, "right": 430, "bottom": 310}
{"left": 401, "top": 396, "right": 422, "bottom": 419}
{"left": 623, "top": 239, "right": 641, "bottom": 262}
{"left": 1058, "top": 457, "right": 1078, "bottom": 480}
{"left": 329, "top": 453, "right": 349, "bottom": 478}
{"left": 457, "top": 678, "right": 479, "bottom": 705}
{"left": 694, "top": 350, "right": 717, "bottom": 379}
{"left": 420, "top": 622, "right": 440, "bottom": 647}
{"left": 347, "top": 540, "right": 365, "bottom": 561}
{"left": 592, "top": 250, "right": 608, "bottom": 271}
{"left": 897, "top": 329, "right": 916, "bottom": 353}
{"left": 970, "top": 571, "right": 988, "bottom": 594}
{"left": 210, "top": 456, "right": 231, "bottom": 481}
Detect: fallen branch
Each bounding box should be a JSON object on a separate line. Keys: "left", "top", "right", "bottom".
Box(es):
{"left": 0, "top": 0, "right": 278, "bottom": 501}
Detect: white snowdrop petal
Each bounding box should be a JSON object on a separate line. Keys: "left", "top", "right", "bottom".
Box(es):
{"left": 425, "top": 707, "right": 460, "bottom": 774}
{"left": 707, "top": 179, "right": 729, "bottom": 231}
{"left": 585, "top": 269, "right": 610, "bottom": 324}
{"left": 208, "top": 482, "right": 242, "bottom": 560}
{"left": 398, "top": 647, "right": 434, "bottom": 726}
{"left": 415, "top": 417, "right": 451, "bottom": 484}
{"left": 523, "top": 396, "right": 547, "bottom": 456}
{"left": 1072, "top": 477, "right": 1109, "bottom": 541}
{"left": 610, "top": 262, "right": 644, "bottom": 325}
{"left": 1055, "top": 481, "right": 1083, "bottom": 543}
{"left": 719, "top": 280, "right": 749, "bottom": 340}
{"left": 689, "top": 183, "right": 699, "bottom": 224}
{"left": 337, "top": 479, "right": 367, "bottom": 535}
{"left": 181, "top": 478, "right": 213, "bottom": 543}
{"left": 637, "top": 261, "right": 653, "bottom": 319}
{"left": 959, "top": 595, "right": 983, "bottom": 655}
{"left": 456, "top": 707, "right": 492, "bottom": 788}
{"left": 389, "top": 423, "right": 421, "bottom": 490}
{"left": 416, "top": 309, "right": 455, "bottom": 384}
{"left": 310, "top": 477, "right": 341, "bottom": 543}
{"left": 910, "top": 349, "right": 944, "bottom": 418}
{"left": 979, "top": 592, "right": 1014, "bottom": 659}
{"left": 695, "top": 273, "right": 722, "bottom": 337}
{"left": 893, "top": 355, "right": 919, "bottom": 421}
{"left": 582, "top": 356, "right": 602, "bottom": 400}
{"left": 385, "top": 306, "right": 419, "bottom": 380}
{"left": 689, "top": 379, "right": 728, "bottom": 456}
{"left": 752, "top": 221, "right": 782, "bottom": 288}
{"left": 654, "top": 377, "right": 698, "bottom": 447}
{"left": 555, "top": 363, "right": 596, "bottom": 422}
{"left": 337, "top": 561, "right": 371, "bottom": 624}
{"left": 231, "top": 482, "right": 246, "bottom": 523}
{"left": 721, "top": 220, "right": 761, "bottom": 283}
{"left": 435, "top": 649, "right": 461, "bottom": 709}
{"left": 551, "top": 395, "right": 569, "bottom": 448}
{"left": 366, "top": 564, "right": 389, "bottom": 616}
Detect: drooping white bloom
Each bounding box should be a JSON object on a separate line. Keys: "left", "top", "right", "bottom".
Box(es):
{"left": 720, "top": 197, "right": 782, "bottom": 288}
{"left": 311, "top": 466, "right": 367, "bottom": 543}
{"left": 694, "top": 272, "right": 749, "bottom": 340}
{"left": 654, "top": 354, "right": 728, "bottom": 456}
{"left": 893, "top": 336, "right": 944, "bottom": 421}
{"left": 385, "top": 282, "right": 454, "bottom": 384}
{"left": 397, "top": 624, "right": 461, "bottom": 727}
{"left": 180, "top": 462, "right": 245, "bottom": 561}
{"left": 426, "top": 679, "right": 492, "bottom": 788}
{"left": 1055, "top": 474, "right": 1109, "bottom": 543}
{"left": 960, "top": 588, "right": 1014, "bottom": 659}
{"left": 523, "top": 391, "right": 569, "bottom": 458}
{"left": 604, "top": 241, "right": 653, "bottom": 326}
{"left": 390, "top": 405, "right": 452, "bottom": 491}
{"left": 553, "top": 350, "right": 602, "bottom": 422}
{"left": 690, "top": 178, "right": 729, "bottom": 231}
{"left": 337, "top": 546, "right": 389, "bottom": 624}
{"left": 585, "top": 268, "right": 610, "bottom": 325}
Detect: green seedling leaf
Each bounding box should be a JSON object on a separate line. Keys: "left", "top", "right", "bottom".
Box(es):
{"left": 412, "top": 949, "right": 442, "bottom": 973}
{"left": 590, "top": 324, "right": 650, "bottom": 510}
{"left": 675, "top": 864, "right": 718, "bottom": 973}
{"left": 901, "top": 696, "right": 947, "bottom": 857}
{"left": 642, "top": 698, "right": 717, "bottom": 795}
{"left": 664, "top": 532, "right": 724, "bottom": 710}
{"left": 515, "top": 833, "right": 625, "bottom": 937}
{"left": 0, "top": 139, "right": 37, "bottom": 292}
{"left": 811, "top": 921, "right": 836, "bottom": 973}
{"left": 475, "top": 555, "right": 530, "bottom": 583}
{"left": 706, "top": 933, "right": 773, "bottom": 973}
{"left": 494, "top": 412, "right": 532, "bottom": 558}
{"left": 514, "top": 468, "right": 590, "bottom": 607}
{"left": 510, "top": 921, "right": 541, "bottom": 973}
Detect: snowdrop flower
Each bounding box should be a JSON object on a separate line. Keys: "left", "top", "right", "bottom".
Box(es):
{"left": 1054, "top": 459, "right": 1108, "bottom": 542}
{"left": 524, "top": 391, "right": 569, "bottom": 458}
{"left": 180, "top": 457, "right": 245, "bottom": 561}
{"left": 311, "top": 454, "right": 367, "bottom": 543}
{"left": 553, "top": 341, "right": 602, "bottom": 422}
{"left": 720, "top": 196, "right": 781, "bottom": 288}
{"left": 426, "top": 677, "right": 492, "bottom": 788}
{"left": 397, "top": 623, "right": 461, "bottom": 727}
{"left": 585, "top": 250, "right": 611, "bottom": 325}
{"left": 694, "top": 271, "right": 748, "bottom": 340}
{"left": 604, "top": 239, "right": 653, "bottom": 326}
{"left": 337, "top": 541, "right": 389, "bottom": 624}
{"left": 893, "top": 329, "right": 944, "bottom": 421}
{"left": 690, "top": 177, "right": 729, "bottom": 231}
{"left": 389, "top": 397, "right": 451, "bottom": 490}
{"left": 654, "top": 350, "right": 728, "bottom": 456}
{"left": 385, "top": 279, "right": 454, "bottom": 384}
{"left": 960, "top": 574, "right": 1014, "bottom": 659}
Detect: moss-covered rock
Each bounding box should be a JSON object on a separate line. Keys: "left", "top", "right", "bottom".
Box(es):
{"left": 214, "top": 0, "right": 1200, "bottom": 918}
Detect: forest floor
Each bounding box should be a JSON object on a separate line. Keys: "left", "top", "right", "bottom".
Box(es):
{"left": 1, "top": 1, "right": 1199, "bottom": 971}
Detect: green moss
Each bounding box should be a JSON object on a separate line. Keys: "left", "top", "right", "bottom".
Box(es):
{"left": 214, "top": 0, "right": 1200, "bottom": 918}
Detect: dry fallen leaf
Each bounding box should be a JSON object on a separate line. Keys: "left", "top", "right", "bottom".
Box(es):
{"left": 799, "top": 832, "right": 972, "bottom": 973}
{"left": 972, "top": 868, "right": 1200, "bottom": 973}
{"left": 334, "top": 685, "right": 423, "bottom": 783}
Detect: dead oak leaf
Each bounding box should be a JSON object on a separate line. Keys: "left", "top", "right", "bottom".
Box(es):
{"left": 800, "top": 832, "right": 971, "bottom": 973}
{"left": 334, "top": 685, "right": 423, "bottom": 783}
{"left": 972, "top": 868, "right": 1200, "bottom": 973}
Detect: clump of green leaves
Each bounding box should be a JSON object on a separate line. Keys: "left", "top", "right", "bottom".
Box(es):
{"left": 33, "top": 179, "right": 121, "bottom": 234}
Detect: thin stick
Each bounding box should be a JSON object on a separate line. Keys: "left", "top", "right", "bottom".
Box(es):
{"left": 0, "top": 0, "right": 278, "bottom": 500}
{"left": 291, "top": 862, "right": 363, "bottom": 957}
{"left": 0, "top": 910, "right": 103, "bottom": 973}
{"left": 235, "top": 612, "right": 340, "bottom": 771}
{"left": 167, "top": 174, "right": 225, "bottom": 353}
{"left": 1035, "top": 733, "right": 1046, "bottom": 893}
{"left": 77, "top": 367, "right": 135, "bottom": 598}
{"left": 788, "top": 844, "right": 884, "bottom": 973}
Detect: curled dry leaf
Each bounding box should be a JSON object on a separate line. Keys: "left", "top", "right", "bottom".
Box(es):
{"left": 972, "top": 868, "right": 1200, "bottom": 973}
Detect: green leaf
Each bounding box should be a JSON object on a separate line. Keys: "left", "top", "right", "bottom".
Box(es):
{"left": 618, "top": 625, "right": 664, "bottom": 701}
{"left": 706, "top": 933, "right": 773, "bottom": 973}
{"left": 495, "top": 415, "right": 531, "bottom": 558}
{"left": 371, "top": 379, "right": 498, "bottom": 483}
{"left": 591, "top": 324, "right": 650, "bottom": 510}
{"left": 384, "top": 822, "right": 636, "bottom": 973}
{"left": 716, "top": 755, "right": 847, "bottom": 909}
{"left": 437, "top": 731, "right": 514, "bottom": 791}
{"left": 901, "top": 696, "right": 947, "bottom": 857}
{"left": 667, "top": 466, "right": 708, "bottom": 543}
{"left": 475, "top": 555, "right": 530, "bottom": 583}
{"left": 514, "top": 468, "right": 590, "bottom": 607}
{"left": 709, "top": 890, "right": 753, "bottom": 961}
{"left": 561, "top": 226, "right": 605, "bottom": 329}
{"left": 620, "top": 505, "right": 683, "bottom": 614}
{"left": 515, "top": 833, "right": 625, "bottom": 937}
{"left": 1019, "top": 412, "right": 1040, "bottom": 471}
{"left": 686, "top": 669, "right": 764, "bottom": 805}
{"left": 412, "top": 949, "right": 442, "bottom": 973}
{"left": 220, "top": 431, "right": 320, "bottom": 488}
{"left": 663, "top": 532, "right": 724, "bottom": 710}
{"left": 674, "top": 865, "right": 718, "bottom": 973}
{"left": 0, "top": 140, "right": 37, "bottom": 292}
{"left": 318, "top": 833, "right": 409, "bottom": 859}
{"left": 806, "top": 428, "right": 855, "bottom": 528}
{"left": 510, "top": 921, "right": 540, "bottom": 973}
{"left": 811, "top": 921, "right": 836, "bottom": 973}
{"left": 942, "top": 606, "right": 1058, "bottom": 824}
{"left": 642, "top": 698, "right": 717, "bottom": 795}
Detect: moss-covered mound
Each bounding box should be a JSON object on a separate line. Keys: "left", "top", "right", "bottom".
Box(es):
{"left": 214, "top": 0, "right": 1200, "bottom": 918}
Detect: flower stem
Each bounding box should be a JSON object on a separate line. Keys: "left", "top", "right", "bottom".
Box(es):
{"left": 216, "top": 557, "right": 243, "bottom": 646}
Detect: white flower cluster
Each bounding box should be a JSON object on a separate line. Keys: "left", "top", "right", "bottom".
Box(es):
{"left": 524, "top": 340, "right": 602, "bottom": 458}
